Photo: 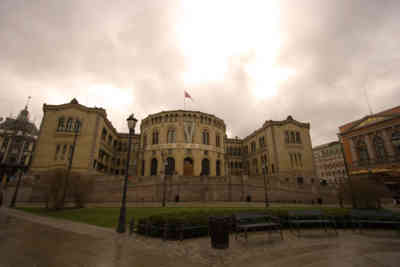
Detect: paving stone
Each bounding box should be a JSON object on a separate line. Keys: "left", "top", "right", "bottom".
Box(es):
{"left": 1, "top": 207, "right": 400, "bottom": 267}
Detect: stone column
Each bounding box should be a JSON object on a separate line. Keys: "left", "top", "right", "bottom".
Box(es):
{"left": 381, "top": 129, "right": 396, "bottom": 156}
{"left": 349, "top": 138, "right": 358, "bottom": 162}
{"left": 364, "top": 135, "right": 376, "bottom": 160}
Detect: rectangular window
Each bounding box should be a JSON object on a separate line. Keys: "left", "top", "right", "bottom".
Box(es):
{"left": 285, "top": 131, "right": 289, "bottom": 144}
{"left": 251, "top": 142, "right": 256, "bottom": 153}
{"left": 296, "top": 132, "right": 301, "bottom": 144}
{"left": 216, "top": 135, "right": 220, "bottom": 147}
{"left": 290, "top": 132, "right": 295, "bottom": 143}
{"left": 290, "top": 153, "right": 293, "bottom": 168}
{"left": 298, "top": 153, "right": 302, "bottom": 167}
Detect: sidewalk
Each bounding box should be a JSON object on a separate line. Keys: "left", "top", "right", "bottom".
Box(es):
{"left": 1, "top": 207, "right": 400, "bottom": 267}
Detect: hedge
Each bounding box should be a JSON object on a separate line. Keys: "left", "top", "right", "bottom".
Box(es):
{"left": 136, "top": 207, "right": 352, "bottom": 240}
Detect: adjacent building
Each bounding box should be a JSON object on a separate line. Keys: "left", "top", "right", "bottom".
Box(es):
{"left": 30, "top": 99, "right": 317, "bottom": 185}
{"left": 338, "top": 105, "right": 400, "bottom": 200}
{"left": 0, "top": 105, "right": 38, "bottom": 170}
{"left": 313, "top": 141, "right": 347, "bottom": 184}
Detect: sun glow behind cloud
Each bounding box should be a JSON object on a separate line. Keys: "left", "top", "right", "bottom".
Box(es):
{"left": 176, "top": 0, "right": 295, "bottom": 99}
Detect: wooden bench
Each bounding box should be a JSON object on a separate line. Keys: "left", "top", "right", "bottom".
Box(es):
{"left": 349, "top": 209, "right": 400, "bottom": 233}
{"left": 233, "top": 213, "right": 283, "bottom": 241}
{"left": 287, "top": 210, "right": 337, "bottom": 237}
{"left": 163, "top": 222, "right": 209, "bottom": 241}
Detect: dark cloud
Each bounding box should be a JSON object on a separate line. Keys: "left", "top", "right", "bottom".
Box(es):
{"left": 0, "top": 0, "right": 399, "bottom": 145}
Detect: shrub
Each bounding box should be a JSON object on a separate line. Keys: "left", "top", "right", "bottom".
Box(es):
{"left": 39, "top": 169, "right": 94, "bottom": 209}
{"left": 70, "top": 173, "right": 94, "bottom": 208}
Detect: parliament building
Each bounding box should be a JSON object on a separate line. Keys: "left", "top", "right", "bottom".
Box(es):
{"left": 30, "top": 99, "right": 317, "bottom": 185}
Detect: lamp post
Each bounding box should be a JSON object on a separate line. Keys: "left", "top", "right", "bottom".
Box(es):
{"left": 9, "top": 165, "right": 26, "bottom": 208}
{"left": 117, "top": 114, "right": 137, "bottom": 233}
{"left": 339, "top": 137, "right": 356, "bottom": 208}
{"left": 60, "top": 125, "right": 79, "bottom": 209}
{"left": 262, "top": 161, "right": 269, "bottom": 208}
{"left": 161, "top": 151, "right": 167, "bottom": 207}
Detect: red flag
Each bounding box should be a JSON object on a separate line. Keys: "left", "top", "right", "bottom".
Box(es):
{"left": 184, "top": 90, "right": 193, "bottom": 101}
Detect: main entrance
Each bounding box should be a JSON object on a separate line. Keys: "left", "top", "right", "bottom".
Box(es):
{"left": 183, "top": 157, "right": 194, "bottom": 176}
{"left": 165, "top": 157, "right": 175, "bottom": 175}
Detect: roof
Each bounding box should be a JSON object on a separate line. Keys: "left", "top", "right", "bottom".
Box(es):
{"left": 313, "top": 141, "right": 340, "bottom": 150}
{"left": 339, "top": 105, "right": 400, "bottom": 134}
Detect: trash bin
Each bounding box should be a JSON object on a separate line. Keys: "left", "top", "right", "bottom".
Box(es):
{"left": 208, "top": 216, "right": 230, "bottom": 249}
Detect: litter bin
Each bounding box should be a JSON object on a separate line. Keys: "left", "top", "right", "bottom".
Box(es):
{"left": 208, "top": 216, "right": 230, "bottom": 249}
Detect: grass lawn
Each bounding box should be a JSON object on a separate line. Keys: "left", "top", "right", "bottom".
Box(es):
{"left": 17, "top": 206, "right": 351, "bottom": 229}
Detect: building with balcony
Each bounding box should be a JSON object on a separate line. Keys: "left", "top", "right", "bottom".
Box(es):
{"left": 338, "top": 105, "right": 400, "bottom": 200}
{"left": 313, "top": 141, "right": 347, "bottom": 184}
{"left": 0, "top": 104, "right": 38, "bottom": 176}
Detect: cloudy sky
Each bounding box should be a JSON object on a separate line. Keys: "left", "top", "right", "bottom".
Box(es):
{"left": 1, "top": 0, "right": 399, "bottom": 146}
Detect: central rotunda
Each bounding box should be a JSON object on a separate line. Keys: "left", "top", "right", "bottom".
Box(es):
{"left": 140, "top": 110, "right": 227, "bottom": 177}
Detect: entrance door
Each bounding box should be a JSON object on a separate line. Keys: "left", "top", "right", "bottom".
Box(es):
{"left": 201, "top": 158, "right": 210, "bottom": 176}
{"left": 165, "top": 157, "right": 175, "bottom": 175}
{"left": 216, "top": 160, "right": 221, "bottom": 176}
{"left": 150, "top": 158, "right": 158, "bottom": 176}
{"left": 183, "top": 157, "right": 194, "bottom": 176}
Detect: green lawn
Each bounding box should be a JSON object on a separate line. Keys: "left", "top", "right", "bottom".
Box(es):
{"left": 17, "top": 206, "right": 351, "bottom": 229}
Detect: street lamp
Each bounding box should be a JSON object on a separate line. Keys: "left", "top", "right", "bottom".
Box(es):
{"left": 338, "top": 138, "right": 357, "bottom": 208}
{"left": 262, "top": 161, "right": 269, "bottom": 208}
{"left": 161, "top": 151, "right": 167, "bottom": 207}
{"left": 116, "top": 114, "right": 137, "bottom": 233}
{"left": 60, "top": 123, "right": 80, "bottom": 209}
{"left": 9, "top": 165, "right": 27, "bottom": 208}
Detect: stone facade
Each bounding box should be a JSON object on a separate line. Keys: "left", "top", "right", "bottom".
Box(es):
{"left": 28, "top": 98, "right": 326, "bottom": 202}
{"left": 30, "top": 98, "right": 140, "bottom": 175}
{"left": 313, "top": 141, "right": 347, "bottom": 184}
{"left": 338, "top": 105, "right": 400, "bottom": 200}
{"left": 139, "top": 110, "right": 226, "bottom": 177}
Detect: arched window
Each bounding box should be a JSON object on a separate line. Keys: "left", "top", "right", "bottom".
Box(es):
{"left": 167, "top": 128, "right": 176, "bottom": 143}
{"left": 66, "top": 118, "right": 73, "bottom": 131}
{"left": 54, "top": 144, "right": 60, "bottom": 160}
{"left": 57, "top": 117, "right": 65, "bottom": 131}
{"left": 202, "top": 131, "right": 209, "bottom": 145}
{"left": 74, "top": 119, "right": 81, "bottom": 132}
{"left": 152, "top": 130, "right": 159, "bottom": 145}
{"left": 151, "top": 158, "right": 158, "bottom": 176}
{"left": 252, "top": 158, "right": 258, "bottom": 175}
{"left": 373, "top": 136, "right": 386, "bottom": 160}
{"left": 356, "top": 139, "right": 369, "bottom": 162}
{"left": 391, "top": 131, "right": 400, "bottom": 155}
{"left": 61, "top": 144, "right": 67, "bottom": 160}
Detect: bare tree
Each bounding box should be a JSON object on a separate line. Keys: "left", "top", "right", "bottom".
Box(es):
{"left": 39, "top": 169, "right": 94, "bottom": 209}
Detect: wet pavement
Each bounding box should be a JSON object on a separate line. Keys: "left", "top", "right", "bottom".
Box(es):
{"left": 1, "top": 207, "right": 400, "bottom": 267}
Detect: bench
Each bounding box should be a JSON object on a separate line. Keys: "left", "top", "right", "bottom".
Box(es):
{"left": 233, "top": 213, "right": 283, "bottom": 241}
{"left": 349, "top": 209, "right": 400, "bottom": 233}
{"left": 163, "top": 222, "right": 209, "bottom": 241}
{"left": 287, "top": 210, "right": 337, "bottom": 237}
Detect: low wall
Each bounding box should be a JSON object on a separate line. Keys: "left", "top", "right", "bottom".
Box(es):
{"left": 19, "top": 174, "right": 338, "bottom": 205}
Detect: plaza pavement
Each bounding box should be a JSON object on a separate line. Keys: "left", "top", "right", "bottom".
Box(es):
{"left": 1, "top": 207, "right": 400, "bottom": 267}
